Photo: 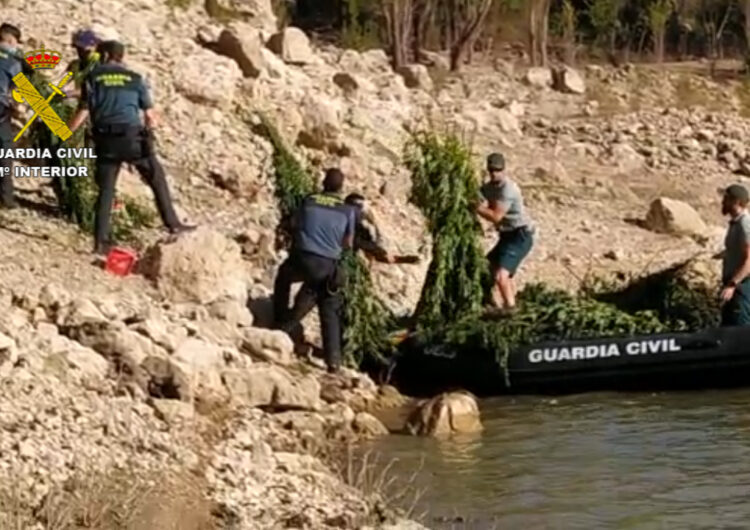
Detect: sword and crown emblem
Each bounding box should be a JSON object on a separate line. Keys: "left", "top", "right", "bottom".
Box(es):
{"left": 10, "top": 44, "right": 75, "bottom": 141}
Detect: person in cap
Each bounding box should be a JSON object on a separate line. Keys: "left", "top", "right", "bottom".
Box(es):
{"left": 64, "top": 29, "right": 101, "bottom": 98}
{"left": 344, "top": 193, "right": 397, "bottom": 263}
{"left": 68, "top": 40, "right": 194, "bottom": 257}
{"left": 272, "top": 168, "right": 356, "bottom": 374}
{"left": 719, "top": 184, "right": 750, "bottom": 326}
{"left": 0, "top": 23, "right": 23, "bottom": 208}
{"left": 475, "top": 152, "right": 535, "bottom": 313}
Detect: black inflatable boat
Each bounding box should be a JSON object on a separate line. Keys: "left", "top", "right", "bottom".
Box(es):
{"left": 390, "top": 326, "right": 750, "bottom": 396}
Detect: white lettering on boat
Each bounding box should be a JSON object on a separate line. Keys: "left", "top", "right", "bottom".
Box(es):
{"left": 528, "top": 339, "right": 681, "bottom": 364}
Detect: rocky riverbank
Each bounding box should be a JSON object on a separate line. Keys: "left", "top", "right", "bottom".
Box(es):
{"left": 0, "top": 0, "right": 746, "bottom": 526}
{"left": 0, "top": 272, "right": 421, "bottom": 528}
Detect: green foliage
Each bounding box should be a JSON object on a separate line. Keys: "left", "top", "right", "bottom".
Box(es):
{"left": 585, "top": 0, "right": 624, "bottom": 45}
{"left": 256, "top": 115, "right": 395, "bottom": 368}
{"left": 582, "top": 261, "right": 720, "bottom": 331}
{"left": 340, "top": 251, "right": 397, "bottom": 367}
{"left": 405, "top": 129, "right": 488, "bottom": 328}
{"left": 647, "top": 0, "right": 673, "bottom": 30}
{"left": 401, "top": 129, "right": 720, "bottom": 385}
{"left": 256, "top": 115, "right": 316, "bottom": 223}
{"left": 416, "top": 282, "right": 674, "bottom": 378}
{"left": 341, "top": 0, "right": 382, "bottom": 50}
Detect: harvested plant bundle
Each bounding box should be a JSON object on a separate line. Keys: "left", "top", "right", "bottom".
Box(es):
{"left": 257, "top": 116, "right": 395, "bottom": 367}
{"left": 405, "top": 130, "right": 487, "bottom": 327}
{"left": 404, "top": 129, "right": 699, "bottom": 375}
{"left": 420, "top": 283, "right": 673, "bottom": 382}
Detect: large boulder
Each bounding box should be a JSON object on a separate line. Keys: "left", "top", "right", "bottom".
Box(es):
{"left": 405, "top": 391, "right": 482, "bottom": 437}
{"left": 352, "top": 412, "right": 389, "bottom": 439}
{"left": 525, "top": 67, "right": 553, "bottom": 88}
{"left": 208, "top": 157, "right": 261, "bottom": 198}
{"left": 553, "top": 66, "right": 586, "bottom": 94}
{"left": 205, "top": 0, "right": 277, "bottom": 33}
{"left": 610, "top": 142, "right": 646, "bottom": 173}
{"left": 55, "top": 298, "right": 108, "bottom": 328}
{"left": 645, "top": 198, "right": 708, "bottom": 237}
{"left": 266, "top": 27, "right": 315, "bottom": 65}
{"left": 397, "top": 64, "right": 433, "bottom": 91}
{"left": 216, "top": 24, "right": 267, "bottom": 78}
{"left": 143, "top": 338, "right": 227, "bottom": 402}
{"left": 222, "top": 364, "right": 321, "bottom": 411}
{"left": 139, "top": 227, "right": 249, "bottom": 306}
{"left": 129, "top": 317, "right": 188, "bottom": 353}
{"left": 173, "top": 46, "right": 241, "bottom": 107}
{"left": 241, "top": 328, "right": 294, "bottom": 366}
{"left": 296, "top": 94, "right": 342, "bottom": 151}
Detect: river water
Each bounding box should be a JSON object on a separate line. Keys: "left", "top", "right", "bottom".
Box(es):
{"left": 364, "top": 389, "right": 750, "bottom": 529}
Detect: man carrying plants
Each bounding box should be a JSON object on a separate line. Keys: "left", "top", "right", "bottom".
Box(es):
{"left": 475, "top": 152, "right": 535, "bottom": 314}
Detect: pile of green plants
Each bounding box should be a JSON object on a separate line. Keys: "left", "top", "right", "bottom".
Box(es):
{"left": 401, "top": 127, "right": 714, "bottom": 381}
{"left": 256, "top": 116, "right": 395, "bottom": 367}
{"left": 404, "top": 130, "right": 488, "bottom": 328}
{"left": 418, "top": 283, "right": 673, "bottom": 383}
{"left": 583, "top": 262, "right": 720, "bottom": 331}
{"left": 27, "top": 68, "right": 154, "bottom": 244}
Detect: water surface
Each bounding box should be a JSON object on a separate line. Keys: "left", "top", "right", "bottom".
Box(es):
{"left": 364, "top": 390, "right": 750, "bottom": 529}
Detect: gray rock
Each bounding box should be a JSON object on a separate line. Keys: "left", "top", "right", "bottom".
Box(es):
{"left": 645, "top": 197, "right": 707, "bottom": 237}
{"left": 241, "top": 328, "right": 294, "bottom": 366}
{"left": 139, "top": 227, "right": 249, "bottom": 306}
{"left": 266, "top": 27, "right": 315, "bottom": 65}
{"left": 223, "top": 364, "right": 321, "bottom": 411}
{"left": 217, "top": 24, "right": 267, "bottom": 78}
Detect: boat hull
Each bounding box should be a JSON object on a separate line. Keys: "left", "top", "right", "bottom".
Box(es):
{"left": 390, "top": 327, "right": 750, "bottom": 397}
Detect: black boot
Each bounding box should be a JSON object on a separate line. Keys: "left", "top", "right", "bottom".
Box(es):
{"left": 168, "top": 223, "right": 197, "bottom": 235}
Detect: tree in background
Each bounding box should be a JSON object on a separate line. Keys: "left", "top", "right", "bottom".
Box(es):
{"left": 561, "top": 0, "right": 579, "bottom": 64}
{"left": 447, "top": 0, "right": 495, "bottom": 70}
{"left": 648, "top": 0, "right": 674, "bottom": 62}
{"left": 699, "top": 0, "right": 734, "bottom": 75}
{"left": 586, "top": 0, "right": 625, "bottom": 56}
{"left": 528, "top": 0, "right": 553, "bottom": 65}
{"left": 382, "top": 0, "right": 415, "bottom": 68}
{"left": 412, "top": 0, "right": 437, "bottom": 61}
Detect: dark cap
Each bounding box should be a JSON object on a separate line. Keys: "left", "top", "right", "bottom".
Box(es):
{"left": 73, "top": 29, "right": 99, "bottom": 48}
{"left": 487, "top": 152, "right": 505, "bottom": 171}
{"left": 323, "top": 168, "right": 345, "bottom": 192}
{"left": 345, "top": 192, "right": 365, "bottom": 206}
{"left": 724, "top": 184, "right": 750, "bottom": 203}
{"left": 0, "top": 23, "right": 21, "bottom": 42}
{"left": 98, "top": 40, "right": 125, "bottom": 58}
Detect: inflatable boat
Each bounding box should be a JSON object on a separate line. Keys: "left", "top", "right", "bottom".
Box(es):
{"left": 389, "top": 326, "right": 750, "bottom": 396}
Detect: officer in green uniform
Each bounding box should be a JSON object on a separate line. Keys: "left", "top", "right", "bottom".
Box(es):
{"left": 0, "top": 23, "right": 23, "bottom": 208}
{"left": 68, "top": 40, "right": 194, "bottom": 256}
{"left": 273, "top": 168, "right": 356, "bottom": 373}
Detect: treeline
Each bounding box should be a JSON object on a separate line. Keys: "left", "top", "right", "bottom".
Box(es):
{"left": 285, "top": 0, "right": 750, "bottom": 70}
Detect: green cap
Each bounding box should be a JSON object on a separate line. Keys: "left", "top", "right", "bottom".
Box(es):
{"left": 487, "top": 152, "right": 505, "bottom": 171}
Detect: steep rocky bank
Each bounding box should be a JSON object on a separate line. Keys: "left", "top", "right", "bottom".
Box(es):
{"left": 0, "top": 0, "right": 746, "bottom": 526}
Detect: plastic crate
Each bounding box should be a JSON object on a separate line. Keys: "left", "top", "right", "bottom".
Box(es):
{"left": 105, "top": 247, "right": 137, "bottom": 276}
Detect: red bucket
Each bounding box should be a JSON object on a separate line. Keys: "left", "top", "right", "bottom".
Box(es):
{"left": 105, "top": 247, "right": 137, "bottom": 276}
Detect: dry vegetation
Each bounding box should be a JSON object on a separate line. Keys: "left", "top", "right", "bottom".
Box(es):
{"left": 0, "top": 467, "right": 215, "bottom": 530}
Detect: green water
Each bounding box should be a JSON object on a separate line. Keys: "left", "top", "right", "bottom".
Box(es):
{"left": 364, "top": 389, "right": 750, "bottom": 529}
